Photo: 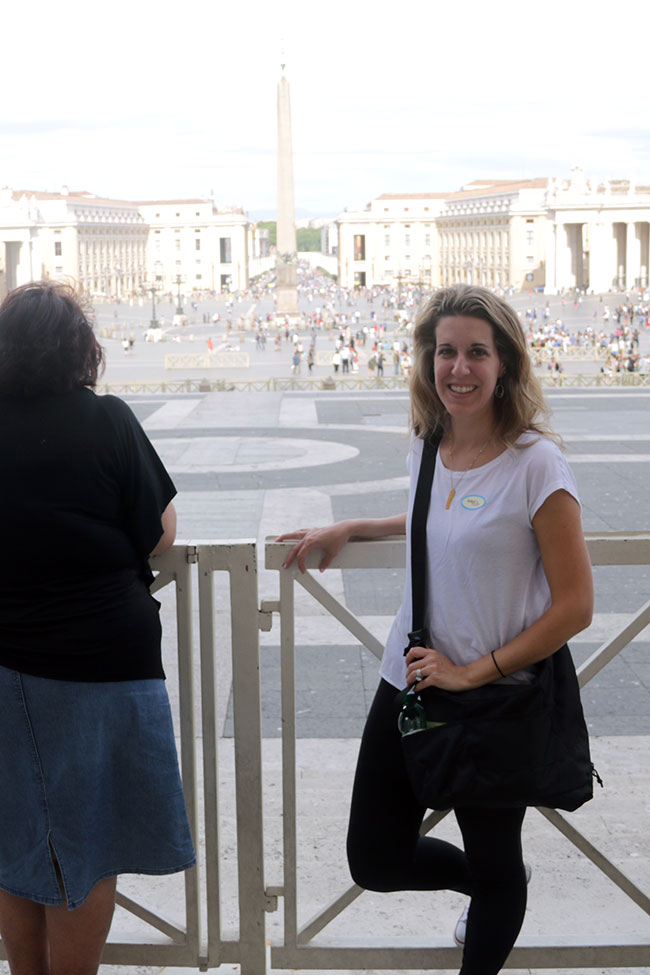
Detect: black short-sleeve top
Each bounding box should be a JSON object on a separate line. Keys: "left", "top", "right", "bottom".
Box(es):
{"left": 0, "top": 389, "right": 176, "bottom": 681}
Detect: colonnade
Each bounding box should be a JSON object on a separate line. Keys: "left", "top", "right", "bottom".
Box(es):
{"left": 546, "top": 219, "right": 650, "bottom": 293}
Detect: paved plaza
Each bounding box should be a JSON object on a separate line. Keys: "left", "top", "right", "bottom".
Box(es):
{"left": 94, "top": 288, "right": 649, "bottom": 388}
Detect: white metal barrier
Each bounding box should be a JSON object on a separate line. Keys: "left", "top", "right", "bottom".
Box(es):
{"left": 265, "top": 533, "right": 650, "bottom": 972}
{"left": 1, "top": 535, "right": 649, "bottom": 971}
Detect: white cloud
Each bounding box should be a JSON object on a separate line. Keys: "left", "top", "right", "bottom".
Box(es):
{"left": 2, "top": 0, "right": 649, "bottom": 213}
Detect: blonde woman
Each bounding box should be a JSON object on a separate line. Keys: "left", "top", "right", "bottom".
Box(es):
{"left": 277, "top": 284, "right": 593, "bottom": 974}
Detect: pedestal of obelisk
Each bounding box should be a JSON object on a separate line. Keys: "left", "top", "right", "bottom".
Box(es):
{"left": 276, "top": 71, "right": 299, "bottom": 319}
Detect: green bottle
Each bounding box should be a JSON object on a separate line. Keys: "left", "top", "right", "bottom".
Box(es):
{"left": 398, "top": 689, "right": 428, "bottom": 736}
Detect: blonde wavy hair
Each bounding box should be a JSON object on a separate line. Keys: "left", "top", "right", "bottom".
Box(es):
{"left": 410, "top": 284, "right": 556, "bottom": 447}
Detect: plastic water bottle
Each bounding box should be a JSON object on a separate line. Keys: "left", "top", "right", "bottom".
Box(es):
{"left": 398, "top": 689, "right": 428, "bottom": 736}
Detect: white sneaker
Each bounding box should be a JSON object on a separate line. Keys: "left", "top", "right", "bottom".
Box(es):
{"left": 453, "top": 861, "right": 532, "bottom": 947}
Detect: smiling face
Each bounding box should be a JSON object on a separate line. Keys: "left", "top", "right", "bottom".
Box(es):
{"left": 433, "top": 315, "right": 505, "bottom": 427}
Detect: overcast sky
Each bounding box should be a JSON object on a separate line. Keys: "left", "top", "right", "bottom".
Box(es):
{"left": 2, "top": 0, "right": 649, "bottom": 218}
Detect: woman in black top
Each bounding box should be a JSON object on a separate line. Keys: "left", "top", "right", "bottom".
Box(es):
{"left": 0, "top": 283, "right": 195, "bottom": 975}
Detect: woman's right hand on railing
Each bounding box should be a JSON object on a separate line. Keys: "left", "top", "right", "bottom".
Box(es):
{"left": 275, "top": 523, "right": 352, "bottom": 574}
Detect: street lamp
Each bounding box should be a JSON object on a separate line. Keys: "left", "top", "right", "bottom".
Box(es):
{"left": 150, "top": 261, "right": 163, "bottom": 328}
{"left": 175, "top": 274, "right": 185, "bottom": 314}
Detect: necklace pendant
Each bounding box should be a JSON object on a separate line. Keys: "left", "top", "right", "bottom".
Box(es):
{"left": 445, "top": 488, "right": 455, "bottom": 510}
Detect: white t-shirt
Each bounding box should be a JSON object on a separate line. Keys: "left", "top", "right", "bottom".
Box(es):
{"left": 379, "top": 433, "right": 580, "bottom": 690}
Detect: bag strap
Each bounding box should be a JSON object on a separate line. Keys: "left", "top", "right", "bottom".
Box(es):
{"left": 404, "top": 437, "right": 438, "bottom": 655}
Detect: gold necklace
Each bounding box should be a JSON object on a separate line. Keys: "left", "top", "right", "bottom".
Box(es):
{"left": 444, "top": 439, "right": 491, "bottom": 510}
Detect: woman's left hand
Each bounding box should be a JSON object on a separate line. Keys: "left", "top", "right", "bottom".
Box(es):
{"left": 404, "top": 644, "right": 469, "bottom": 692}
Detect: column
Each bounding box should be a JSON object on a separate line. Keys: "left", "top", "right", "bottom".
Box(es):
{"left": 640, "top": 223, "right": 649, "bottom": 288}
{"left": 626, "top": 222, "right": 640, "bottom": 289}
{"left": 554, "top": 223, "right": 573, "bottom": 291}
{"left": 587, "top": 221, "right": 613, "bottom": 293}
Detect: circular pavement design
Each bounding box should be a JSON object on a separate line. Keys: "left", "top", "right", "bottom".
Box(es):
{"left": 154, "top": 435, "right": 359, "bottom": 473}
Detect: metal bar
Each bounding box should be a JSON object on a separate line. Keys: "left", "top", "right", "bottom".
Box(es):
{"left": 266, "top": 538, "right": 406, "bottom": 572}
{"left": 578, "top": 596, "right": 650, "bottom": 687}
{"left": 149, "top": 570, "right": 175, "bottom": 594}
{"left": 537, "top": 807, "right": 650, "bottom": 916}
{"left": 197, "top": 546, "right": 223, "bottom": 963}
{"left": 297, "top": 886, "right": 364, "bottom": 946}
{"left": 174, "top": 554, "right": 202, "bottom": 959}
{"left": 114, "top": 891, "right": 187, "bottom": 943}
{"left": 296, "top": 805, "right": 450, "bottom": 944}
{"left": 100, "top": 943, "right": 207, "bottom": 966}
{"left": 279, "top": 567, "right": 299, "bottom": 947}
{"left": 271, "top": 938, "right": 650, "bottom": 970}
{"left": 296, "top": 569, "right": 385, "bottom": 659}
{"left": 585, "top": 533, "right": 650, "bottom": 565}
{"left": 228, "top": 543, "right": 268, "bottom": 975}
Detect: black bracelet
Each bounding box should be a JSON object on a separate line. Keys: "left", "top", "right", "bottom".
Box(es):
{"left": 491, "top": 650, "right": 506, "bottom": 679}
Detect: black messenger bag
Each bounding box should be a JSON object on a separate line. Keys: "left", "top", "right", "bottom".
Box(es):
{"left": 399, "top": 437, "right": 596, "bottom": 812}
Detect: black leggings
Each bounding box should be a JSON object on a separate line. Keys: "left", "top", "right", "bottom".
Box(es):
{"left": 346, "top": 680, "right": 527, "bottom": 975}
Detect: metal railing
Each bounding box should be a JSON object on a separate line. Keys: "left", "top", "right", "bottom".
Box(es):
{"left": 95, "top": 373, "right": 650, "bottom": 396}
{"left": 2, "top": 535, "right": 648, "bottom": 971}
{"left": 265, "top": 532, "right": 650, "bottom": 972}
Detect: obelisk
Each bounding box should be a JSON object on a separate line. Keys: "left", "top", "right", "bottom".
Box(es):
{"left": 276, "top": 68, "right": 299, "bottom": 316}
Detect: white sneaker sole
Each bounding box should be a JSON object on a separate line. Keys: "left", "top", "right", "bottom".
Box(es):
{"left": 453, "top": 861, "right": 532, "bottom": 947}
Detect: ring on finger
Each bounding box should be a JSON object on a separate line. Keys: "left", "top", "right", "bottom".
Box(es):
{"left": 415, "top": 668, "right": 423, "bottom": 682}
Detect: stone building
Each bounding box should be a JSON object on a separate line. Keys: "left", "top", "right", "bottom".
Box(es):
{"left": 0, "top": 187, "right": 147, "bottom": 299}
{"left": 543, "top": 170, "right": 650, "bottom": 293}
{"left": 437, "top": 179, "right": 548, "bottom": 290}
{"left": 0, "top": 188, "right": 251, "bottom": 300}
{"left": 138, "top": 199, "right": 249, "bottom": 294}
{"left": 336, "top": 193, "right": 447, "bottom": 289}
{"left": 336, "top": 170, "right": 650, "bottom": 293}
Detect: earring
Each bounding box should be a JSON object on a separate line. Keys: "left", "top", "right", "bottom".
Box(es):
{"left": 494, "top": 382, "right": 505, "bottom": 399}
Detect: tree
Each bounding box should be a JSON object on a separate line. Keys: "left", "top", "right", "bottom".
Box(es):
{"left": 297, "top": 228, "right": 321, "bottom": 252}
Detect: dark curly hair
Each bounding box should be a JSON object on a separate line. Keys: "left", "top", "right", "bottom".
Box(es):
{"left": 0, "top": 281, "right": 105, "bottom": 395}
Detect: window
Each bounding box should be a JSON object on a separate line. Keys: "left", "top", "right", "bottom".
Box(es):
{"left": 526, "top": 230, "right": 534, "bottom": 247}
{"left": 195, "top": 238, "right": 201, "bottom": 251}
{"left": 175, "top": 239, "right": 181, "bottom": 251}
{"left": 425, "top": 234, "right": 431, "bottom": 246}
{"left": 353, "top": 235, "right": 366, "bottom": 261}
{"left": 196, "top": 273, "right": 202, "bottom": 280}
{"left": 405, "top": 235, "right": 411, "bottom": 247}
{"left": 220, "top": 237, "right": 232, "bottom": 263}
{"left": 55, "top": 266, "right": 63, "bottom": 273}
{"left": 54, "top": 241, "right": 62, "bottom": 256}
{"left": 385, "top": 235, "right": 390, "bottom": 247}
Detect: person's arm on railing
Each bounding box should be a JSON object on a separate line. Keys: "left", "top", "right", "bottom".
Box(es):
{"left": 275, "top": 514, "right": 406, "bottom": 574}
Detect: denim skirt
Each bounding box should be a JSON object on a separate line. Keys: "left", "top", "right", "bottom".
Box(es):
{"left": 0, "top": 664, "right": 196, "bottom": 909}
